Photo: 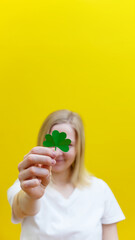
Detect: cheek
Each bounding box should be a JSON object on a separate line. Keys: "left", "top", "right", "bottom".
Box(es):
{"left": 66, "top": 148, "right": 76, "bottom": 157}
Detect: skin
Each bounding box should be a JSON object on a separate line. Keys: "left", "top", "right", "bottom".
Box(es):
{"left": 50, "top": 124, "right": 119, "bottom": 239}
{"left": 18, "top": 147, "right": 57, "bottom": 199}
{"left": 49, "top": 123, "right": 77, "bottom": 187}
{"left": 17, "top": 123, "right": 76, "bottom": 199}
{"left": 18, "top": 123, "right": 119, "bottom": 238}
{"left": 102, "top": 223, "right": 119, "bottom": 240}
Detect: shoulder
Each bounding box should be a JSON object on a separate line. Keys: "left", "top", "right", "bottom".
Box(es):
{"left": 86, "top": 176, "right": 113, "bottom": 198}
{"left": 82, "top": 176, "right": 108, "bottom": 196}
{"left": 95, "top": 176, "right": 111, "bottom": 188}
{"left": 89, "top": 176, "right": 108, "bottom": 189}
{"left": 90, "top": 177, "right": 118, "bottom": 203}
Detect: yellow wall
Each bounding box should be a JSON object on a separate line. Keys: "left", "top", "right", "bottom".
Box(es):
{"left": 1, "top": 0, "right": 134, "bottom": 239}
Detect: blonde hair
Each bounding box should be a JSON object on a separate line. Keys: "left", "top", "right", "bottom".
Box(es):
{"left": 37, "top": 109, "right": 94, "bottom": 189}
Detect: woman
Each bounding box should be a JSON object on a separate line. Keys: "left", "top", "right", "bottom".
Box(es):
{"left": 7, "top": 109, "right": 126, "bottom": 240}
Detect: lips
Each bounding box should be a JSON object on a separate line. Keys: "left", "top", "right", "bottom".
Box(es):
{"left": 55, "top": 158, "right": 64, "bottom": 161}
{"left": 55, "top": 159, "right": 64, "bottom": 163}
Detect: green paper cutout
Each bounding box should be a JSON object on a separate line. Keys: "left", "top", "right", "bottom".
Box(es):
{"left": 43, "top": 130, "right": 71, "bottom": 152}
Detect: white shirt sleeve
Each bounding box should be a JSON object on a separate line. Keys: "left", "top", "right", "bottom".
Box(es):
{"left": 101, "top": 180, "right": 126, "bottom": 224}
{"left": 7, "top": 178, "right": 24, "bottom": 224}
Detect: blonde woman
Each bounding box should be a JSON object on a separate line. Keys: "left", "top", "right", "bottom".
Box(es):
{"left": 7, "top": 109, "right": 126, "bottom": 240}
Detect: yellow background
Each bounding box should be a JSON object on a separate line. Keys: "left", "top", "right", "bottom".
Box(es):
{"left": 0, "top": 0, "right": 134, "bottom": 239}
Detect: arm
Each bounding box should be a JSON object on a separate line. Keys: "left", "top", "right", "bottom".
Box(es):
{"left": 102, "top": 223, "right": 119, "bottom": 240}
{"left": 12, "top": 189, "right": 41, "bottom": 220}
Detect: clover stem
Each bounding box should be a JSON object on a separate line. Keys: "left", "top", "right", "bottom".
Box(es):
{"left": 55, "top": 146, "right": 56, "bottom": 151}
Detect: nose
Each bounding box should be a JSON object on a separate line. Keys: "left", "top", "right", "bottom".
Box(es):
{"left": 51, "top": 147, "right": 64, "bottom": 157}
{"left": 55, "top": 147, "right": 64, "bottom": 155}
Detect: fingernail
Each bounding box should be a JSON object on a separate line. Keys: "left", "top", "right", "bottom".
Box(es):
{"left": 51, "top": 160, "right": 56, "bottom": 165}
{"left": 52, "top": 152, "right": 56, "bottom": 158}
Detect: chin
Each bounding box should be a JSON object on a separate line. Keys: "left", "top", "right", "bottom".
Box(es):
{"left": 51, "top": 169, "right": 64, "bottom": 174}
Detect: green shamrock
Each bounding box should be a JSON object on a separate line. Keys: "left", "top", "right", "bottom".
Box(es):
{"left": 43, "top": 130, "right": 71, "bottom": 152}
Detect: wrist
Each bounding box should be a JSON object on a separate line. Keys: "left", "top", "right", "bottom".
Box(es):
{"left": 18, "top": 190, "right": 41, "bottom": 216}
{"left": 16, "top": 191, "right": 28, "bottom": 217}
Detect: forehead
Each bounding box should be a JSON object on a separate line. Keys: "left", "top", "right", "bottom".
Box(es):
{"left": 50, "top": 123, "right": 76, "bottom": 143}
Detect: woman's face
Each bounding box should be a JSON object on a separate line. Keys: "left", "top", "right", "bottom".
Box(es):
{"left": 49, "top": 123, "right": 77, "bottom": 172}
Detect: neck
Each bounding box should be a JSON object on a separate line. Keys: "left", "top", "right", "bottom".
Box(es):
{"left": 51, "top": 168, "right": 72, "bottom": 186}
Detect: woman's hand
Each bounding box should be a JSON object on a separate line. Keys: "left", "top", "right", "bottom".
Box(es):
{"left": 18, "top": 146, "right": 56, "bottom": 200}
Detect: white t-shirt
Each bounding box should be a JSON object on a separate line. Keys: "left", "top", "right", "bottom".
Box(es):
{"left": 7, "top": 176, "right": 126, "bottom": 240}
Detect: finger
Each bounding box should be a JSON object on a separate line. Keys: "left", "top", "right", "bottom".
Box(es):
{"left": 50, "top": 166, "right": 52, "bottom": 175}
{"left": 23, "top": 147, "right": 57, "bottom": 161}
{"left": 41, "top": 174, "right": 51, "bottom": 187}
{"left": 31, "top": 146, "right": 57, "bottom": 158}
{"left": 18, "top": 154, "right": 56, "bottom": 172}
{"left": 39, "top": 165, "right": 52, "bottom": 180}
{"left": 20, "top": 146, "right": 57, "bottom": 166}
{"left": 22, "top": 178, "right": 41, "bottom": 188}
{"left": 18, "top": 167, "right": 50, "bottom": 181}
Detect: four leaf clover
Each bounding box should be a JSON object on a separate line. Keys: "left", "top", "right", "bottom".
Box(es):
{"left": 43, "top": 130, "right": 71, "bottom": 152}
